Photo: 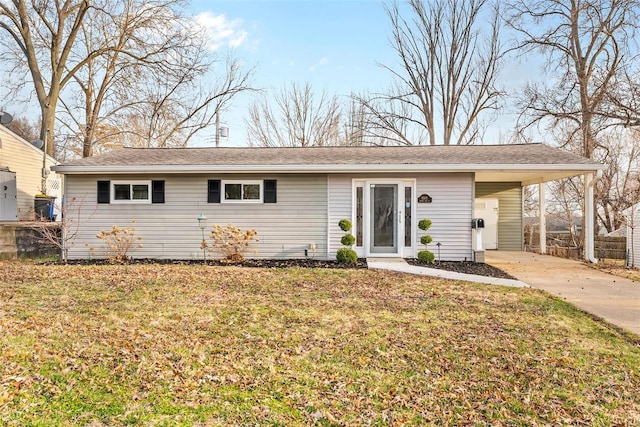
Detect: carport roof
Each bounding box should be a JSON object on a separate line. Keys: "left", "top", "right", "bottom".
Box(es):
{"left": 52, "top": 143, "right": 603, "bottom": 185}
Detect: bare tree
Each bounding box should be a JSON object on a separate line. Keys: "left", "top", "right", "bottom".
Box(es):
{"left": 1, "top": 0, "right": 253, "bottom": 158}
{"left": 507, "top": 0, "right": 639, "bottom": 159}
{"left": 1, "top": 116, "right": 40, "bottom": 142}
{"left": 30, "top": 196, "right": 94, "bottom": 261}
{"left": 0, "top": 0, "right": 92, "bottom": 156}
{"left": 357, "top": 0, "right": 504, "bottom": 146}
{"left": 115, "top": 55, "right": 252, "bottom": 149}
{"left": 246, "top": 82, "right": 342, "bottom": 147}
{"left": 595, "top": 130, "right": 640, "bottom": 233}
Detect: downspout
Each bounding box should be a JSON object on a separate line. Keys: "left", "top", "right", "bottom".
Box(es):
{"left": 584, "top": 172, "right": 599, "bottom": 263}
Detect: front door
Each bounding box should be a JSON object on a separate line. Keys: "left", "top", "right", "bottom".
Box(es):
{"left": 369, "top": 184, "right": 398, "bottom": 254}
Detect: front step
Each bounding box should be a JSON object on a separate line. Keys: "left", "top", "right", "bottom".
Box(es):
{"left": 0, "top": 226, "right": 17, "bottom": 260}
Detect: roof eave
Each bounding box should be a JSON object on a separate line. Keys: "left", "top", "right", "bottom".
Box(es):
{"left": 51, "top": 163, "right": 604, "bottom": 175}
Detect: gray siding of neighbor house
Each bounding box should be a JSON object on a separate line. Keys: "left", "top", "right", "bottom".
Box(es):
{"left": 64, "top": 174, "right": 328, "bottom": 260}
{"left": 328, "top": 173, "right": 473, "bottom": 261}
{"left": 475, "top": 182, "right": 523, "bottom": 251}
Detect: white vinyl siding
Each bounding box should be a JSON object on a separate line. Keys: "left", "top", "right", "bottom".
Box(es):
{"left": 64, "top": 174, "right": 327, "bottom": 260}
{"left": 327, "top": 175, "right": 352, "bottom": 259}
{"left": 415, "top": 173, "right": 473, "bottom": 261}
{"left": 627, "top": 204, "right": 640, "bottom": 268}
{"left": 327, "top": 173, "right": 473, "bottom": 261}
{"left": 475, "top": 182, "right": 523, "bottom": 250}
{"left": 0, "top": 127, "right": 59, "bottom": 220}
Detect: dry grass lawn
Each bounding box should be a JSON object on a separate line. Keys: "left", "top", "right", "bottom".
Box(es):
{"left": 1, "top": 260, "right": 639, "bottom": 426}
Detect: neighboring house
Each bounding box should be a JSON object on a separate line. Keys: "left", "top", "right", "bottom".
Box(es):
{"left": 624, "top": 203, "right": 640, "bottom": 268}
{"left": 0, "top": 125, "right": 61, "bottom": 221}
{"left": 51, "top": 143, "right": 602, "bottom": 261}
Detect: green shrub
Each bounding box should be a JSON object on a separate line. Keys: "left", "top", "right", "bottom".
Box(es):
{"left": 417, "top": 218, "right": 434, "bottom": 263}
{"left": 420, "top": 235, "right": 433, "bottom": 245}
{"left": 417, "top": 250, "right": 435, "bottom": 263}
{"left": 341, "top": 234, "right": 355, "bottom": 247}
{"left": 418, "top": 219, "right": 432, "bottom": 231}
{"left": 337, "top": 219, "right": 357, "bottom": 263}
{"left": 336, "top": 248, "right": 358, "bottom": 264}
{"left": 338, "top": 219, "right": 353, "bottom": 232}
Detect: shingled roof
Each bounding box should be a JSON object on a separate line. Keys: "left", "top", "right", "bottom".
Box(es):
{"left": 52, "top": 143, "right": 602, "bottom": 183}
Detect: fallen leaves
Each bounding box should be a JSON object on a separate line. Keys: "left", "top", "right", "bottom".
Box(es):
{"left": 0, "top": 260, "right": 639, "bottom": 426}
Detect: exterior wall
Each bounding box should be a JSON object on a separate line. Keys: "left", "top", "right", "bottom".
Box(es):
{"left": 64, "top": 174, "right": 328, "bottom": 260}
{"left": 627, "top": 204, "right": 640, "bottom": 268}
{"left": 328, "top": 173, "right": 473, "bottom": 261}
{"left": 0, "top": 126, "right": 59, "bottom": 220}
{"left": 475, "top": 182, "right": 523, "bottom": 250}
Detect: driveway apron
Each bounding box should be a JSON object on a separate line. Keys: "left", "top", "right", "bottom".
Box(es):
{"left": 486, "top": 251, "right": 640, "bottom": 336}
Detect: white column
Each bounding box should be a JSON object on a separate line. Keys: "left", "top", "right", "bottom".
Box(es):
{"left": 539, "top": 182, "right": 546, "bottom": 254}
{"left": 584, "top": 173, "right": 597, "bottom": 263}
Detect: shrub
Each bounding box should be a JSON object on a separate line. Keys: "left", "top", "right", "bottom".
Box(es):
{"left": 337, "top": 218, "right": 358, "bottom": 264}
{"left": 338, "top": 218, "right": 353, "bottom": 232}
{"left": 206, "top": 223, "right": 259, "bottom": 262}
{"left": 417, "top": 218, "right": 434, "bottom": 264}
{"left": 420, "top": 235, "right": 433, "bottom": 245}
{"left": 417, "top": 250, "right": 435, "bottom": 263}
{"left": 93, "top": 221, "right": 143, "bottom": 263}
{"left": 418, "top": 219, "right": 432, "bottom": 231}
{"left": 336, "top": 248, "right": 358, "bottom": 264}
{"left": 341, "top": 234, "right": 356, "bottom": 247}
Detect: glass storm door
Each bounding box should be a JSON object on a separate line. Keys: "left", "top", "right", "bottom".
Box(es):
{"left": 369, "top": 184, "right": 398, "bottom": 254}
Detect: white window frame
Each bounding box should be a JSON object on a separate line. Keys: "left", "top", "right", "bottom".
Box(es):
{"left": 221, "top": 180, "right": 263, "bottom": 203}
{"left": 111, "top": 180, "right": 151, "bottom": 204}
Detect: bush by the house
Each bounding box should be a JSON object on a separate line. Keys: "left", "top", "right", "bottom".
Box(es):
{"left": 336, "top": 218, "right": 357, "bottom": 264}
{"left": 91, "top": 221, "right": 143, "bottom": 263}
{"left": 206, "top": 223, "right": 259, "bottom": 262}
{"left": 417, "top": 218, "right": 435, "bottom": 263}
{"left": 336, "top": 247, "right": 358, "bottom": 263}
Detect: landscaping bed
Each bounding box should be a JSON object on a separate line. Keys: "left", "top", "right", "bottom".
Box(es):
{"left": 53, "top": 257, "right": 518, "bottom": 279}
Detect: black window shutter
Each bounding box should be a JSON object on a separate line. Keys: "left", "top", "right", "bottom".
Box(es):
{"left": 152, "top": 180, "right": 165, "bottom": 204}
{"left": 97, "top": 180, "right": 110, "bottom": 204}
{"left": 208, "top": 180, "right": 221, "bottom": 203}
{"left": 264, "top": 179, "right": 277, "bottom": 203}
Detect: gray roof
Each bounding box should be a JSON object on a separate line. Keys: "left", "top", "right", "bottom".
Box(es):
{"left": 56, "top": 143, "right": 599, "bottom": 168}
{"left": 52, "top": 143, "right": 603, "bottom": 184}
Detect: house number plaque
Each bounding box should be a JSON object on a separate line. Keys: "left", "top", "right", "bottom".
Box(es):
{"left": 417, "top": 194, "right": 432, "bottom": 203}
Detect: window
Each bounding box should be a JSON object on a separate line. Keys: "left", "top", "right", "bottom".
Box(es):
{"left": 111, "top": 181, "right": 151, "bottom": 203}
{"left": 222, "top": 180, "right": 262, "bottom": 203}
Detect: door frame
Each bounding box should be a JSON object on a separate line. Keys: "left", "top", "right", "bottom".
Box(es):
{"left": 352, "top": 178, "right": 416, "bottom": 258}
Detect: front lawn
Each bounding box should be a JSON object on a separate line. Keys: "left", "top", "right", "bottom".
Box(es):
{"left": 1, "top": 261, "right": 638, "bottom": 426}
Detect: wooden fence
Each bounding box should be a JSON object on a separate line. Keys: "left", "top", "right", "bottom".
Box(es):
{"left": 525, "top": 232, "right": 627, "bottom": 260}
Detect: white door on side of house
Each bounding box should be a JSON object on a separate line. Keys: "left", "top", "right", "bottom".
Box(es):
{"left": 474, "top": 198, "right": 499, "bottom": 250}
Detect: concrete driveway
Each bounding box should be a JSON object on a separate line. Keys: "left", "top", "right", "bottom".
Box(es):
{"left": 486, "top": 251, "right": 640, "bottom": 336}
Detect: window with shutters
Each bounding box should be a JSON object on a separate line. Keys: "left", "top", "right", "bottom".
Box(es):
{"left": 111, "top": 181, "right": 151, "bottom": 204}
{"left": 222, "top": 180, "right": 262, "bottom": 203}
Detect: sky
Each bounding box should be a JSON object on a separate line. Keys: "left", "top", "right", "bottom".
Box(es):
{"left": 0, "top": 0, "right": 536, "bottom": 148}
{"left": 188, "top": 0, "right": 399, "bottom": 146}
{"left": 187, "top": 0, "right": 539, "bottom": 147}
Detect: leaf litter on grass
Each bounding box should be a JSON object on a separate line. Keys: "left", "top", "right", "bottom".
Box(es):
{"left": 0, "top": 260, "right": 639, "bottom": 426}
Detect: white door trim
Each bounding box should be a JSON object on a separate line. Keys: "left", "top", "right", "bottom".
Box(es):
{"left": 352, "top": 179, "right": 415, "bottom": 258}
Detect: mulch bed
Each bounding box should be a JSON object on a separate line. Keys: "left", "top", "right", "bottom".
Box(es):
{"left": 51, "top": 257, "right": 516, "bottom": 279}
{"left": 405, "top": 259, "right": 518, "bottom": 280}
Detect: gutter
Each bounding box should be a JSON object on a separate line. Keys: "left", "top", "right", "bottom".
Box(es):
{"left": 51, "top": 163, "right": 604, "bottom": 175}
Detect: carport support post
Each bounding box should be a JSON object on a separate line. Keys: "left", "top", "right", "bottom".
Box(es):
{"left": 539, "top": 182, "right": 546, "bottom": 254}
{"left": 584, "top": 173, "right": 597, "bottom": 263}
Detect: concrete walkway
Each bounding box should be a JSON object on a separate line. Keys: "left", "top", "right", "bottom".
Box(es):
{"left": 366, "top": 258, "right": 529, "bottom": 288}
{"left": 486, "top": 251, "right": 640, "bottom": 336}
